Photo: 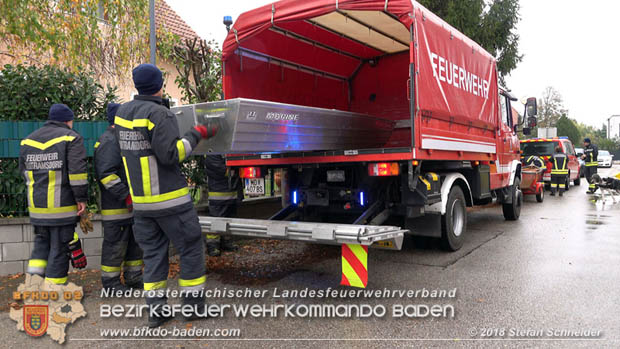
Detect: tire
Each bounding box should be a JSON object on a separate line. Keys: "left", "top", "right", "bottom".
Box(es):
{"left": 441, "top": 186, "right": 467, "bottom": 251}
{"left": 502, "top": 177, "right": 522, "bottom": 221}
{"left": 565, "top": 176, "right": 570, "bottom": 191}
{"left": 536, "top": 187, "right": 544, "bottom": 202}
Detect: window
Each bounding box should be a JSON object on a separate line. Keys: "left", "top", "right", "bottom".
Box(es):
{"left": 564, "top": 141, "right": 575, "bottom": 156}
{"left": 520, "top": 141, "right": 556, "bottom": 157}
{"left": 499, "top": 94, "right": 510, "bottom": 126}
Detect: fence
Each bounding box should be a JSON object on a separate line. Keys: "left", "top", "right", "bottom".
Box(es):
{"left": 0, "top": 121, "right": 109, "bottom": 217}
{"left": 0, "top": 121, "right": 109, "bottom": 158}
{"left": 1, "top": 121, "right": 282, "bottom": 217}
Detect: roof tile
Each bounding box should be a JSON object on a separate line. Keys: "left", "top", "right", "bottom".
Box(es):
{"left": 155, "top": 0, "right": 200, "bottom": 41}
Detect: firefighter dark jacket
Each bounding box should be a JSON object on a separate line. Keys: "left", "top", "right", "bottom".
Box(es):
{"left": 94, "top": 125, "right": 132, "bottom": 225}
{"left": 584, "top": 144, "right": 598, "bottom": 166}
{"left": 551, "top": 152, "right": 568, "bottom": 175}
{"left": 114, "top": 95, "right": 202, "bottom": 216}
{"left": 19, "top": 121, "right": 87, "bottom": 226}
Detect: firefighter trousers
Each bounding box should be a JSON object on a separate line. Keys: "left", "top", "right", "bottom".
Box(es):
{"left": 133, "top": 208, "right": 206, "bottom": 305}
{"left": 101, "top": 223, "right": 143, "bottom": 289}
{"left": 550, "top": 174, "right": 568, "bottom": 194}
{"left": 585, "top": 165, "right": 598, "bottom": 191}
{"left": 27, "top": 224, "right": 76, "bottom": 285}
{"left": 205, "top": 201, "right": 237, "bottom": 244}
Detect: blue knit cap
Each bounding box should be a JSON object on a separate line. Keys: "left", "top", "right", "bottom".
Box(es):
{"left": 584, "top": 138, "right": 591, "bottom": 143}
{"left": 48, "top": 104, "right": 74, "bottom": 122}
{"left": 132, "top": 64, "right": 164, "bottom": 95}
{"left": 107, "top": 103, "right": 120, "bottom": 125}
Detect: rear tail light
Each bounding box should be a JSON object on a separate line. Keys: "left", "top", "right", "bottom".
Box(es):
{"left": 368, "top": 162, "right": 400, "bottom": 176}
{"left": 240, "top": 167, "right": 261, "bottom": 178}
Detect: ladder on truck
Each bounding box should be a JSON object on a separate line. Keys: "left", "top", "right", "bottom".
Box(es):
{"left": 198, "top": 216, "right": 408, "bottom": 288}
{"left": 198, "top": 216, "right": 407, "bottom": 249}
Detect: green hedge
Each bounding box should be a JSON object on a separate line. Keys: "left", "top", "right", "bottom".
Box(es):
{"left": 0, "top": 64, "right": 117, "bottom": 217}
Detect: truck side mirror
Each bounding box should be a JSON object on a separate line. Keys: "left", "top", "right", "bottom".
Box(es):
{"left": 526, "top": 97, "right": 537, "bottom": 117}
{"left": 527, "top": 116, "right": 537, "bottom": 128}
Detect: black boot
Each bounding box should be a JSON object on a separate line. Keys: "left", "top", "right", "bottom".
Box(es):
{"left": 550, "top": 188, "right": 555, "bottom": 196}
{"left": 147, "top": 296, "right": 172, "bottom": 328}
{"left": 183, "top": 294, "right": 208, "bottom": 321}
{"left": 124, "top": 271, "right": 144, "bottom": 290}
{"left": 206, "top": 239, "right": 221, "bottom": 257}
{"left": 101, "top": 276, "right": 130, "bottom": 293}
{"left": 220, "top": 236, "right": 238, "bottom": 252}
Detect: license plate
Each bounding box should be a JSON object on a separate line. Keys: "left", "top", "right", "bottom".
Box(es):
{"left": 327, "top": 170, "right": 345, "bottom": 182}
{"left": 244, "top": 178, "right": 265, "bottom": 196}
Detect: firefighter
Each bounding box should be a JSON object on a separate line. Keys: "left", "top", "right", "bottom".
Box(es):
{"left": 204, "top": 155, "right": 239, "bottom": 256}
{"left": 115, "top": 64, "right": 216, "bottom": 327}
{"left": 582, "top": 138, "right": 599, "bottom": 193}
{"left": 550, "top": 146, "right": 569, "bottom": 196}
{"left": 20, "top": 104, "right": 88, "bottom": 285}
{"left": 523, "top": 155, "right": 545, "bottom": 169}
{"left": 94, "top": 103, "right": 143, "bottom": 292}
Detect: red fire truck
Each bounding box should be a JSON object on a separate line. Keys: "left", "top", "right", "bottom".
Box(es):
{"left": 179, "top": 0, "right": 538, "bottom": 252}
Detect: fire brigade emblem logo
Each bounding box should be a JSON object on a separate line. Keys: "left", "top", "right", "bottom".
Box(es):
{"left": 23, "top": 305, "right": 48, "bottom": 337}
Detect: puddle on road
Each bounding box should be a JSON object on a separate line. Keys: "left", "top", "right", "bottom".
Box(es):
{"left": 586, "top": 192, "right": 620, "bottom": 230}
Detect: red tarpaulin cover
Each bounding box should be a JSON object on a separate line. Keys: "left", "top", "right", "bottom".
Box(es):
{"left": 222, "top": 0, "right": 499, "bottom": 150}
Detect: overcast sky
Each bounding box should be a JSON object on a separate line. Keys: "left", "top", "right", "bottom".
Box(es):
{"left": 167, "top": 0, "right": 620, "bottom": 127}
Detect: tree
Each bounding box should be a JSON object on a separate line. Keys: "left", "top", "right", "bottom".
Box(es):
{"left": 0, "top": 0, "right": 149, "bottom": 83}
{"left": 556, "top": 115, "right": 581, "bottom": 145}
{"left": 158, "top": 36, "right": 222, "bottom": 104}
{"left": 537, "top": 86, "right": 567, "bottom": 128}
{"left": 0, "top": 64, "right": 117, "bottom": 120}
{"left": 418, "top": 0, "right": 522, "bottom": 83}
{"left": 575, "top": 122, "right": 620, "bottom": 151}
{"left": 157, "top": 32, "right": 223, "bottom": 203}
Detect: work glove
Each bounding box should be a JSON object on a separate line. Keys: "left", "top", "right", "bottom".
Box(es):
{"left": 125, "top": 194, "right": 133, "bottom": 212}
{"left": 68, "top": 239, "right": 87, "bottom": 269}
{"left": 79, "top": 211, "right": 94, "bottom": 234}
{"left": 193, "top": 122, "right": 218, "bottom": 139}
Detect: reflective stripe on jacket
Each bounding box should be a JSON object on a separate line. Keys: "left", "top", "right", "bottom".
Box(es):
{"left": 551, "top": 153, "right": 568, "bottom": 175}
{"left": 584, "top": 144, "right": 598, "bottom": 166}
{"left": 94, "top": 125, "right": 132, "bottom": 224}
{"left": 114, "top": 95, "right": 202, "bottom": 216}
{"left": 19, "top": 121, "right": 87, "bottom": 225}
{"left": 205, "top": 155, "right": 240, "bottom": 206}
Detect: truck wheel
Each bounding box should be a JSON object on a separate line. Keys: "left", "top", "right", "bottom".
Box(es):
{"left": 536, "top": 187, "right": 544, "bottom": 203}
{"left": 565, "top": 175, "right": 570, "bottom": 191}
{"left": 502, "top": 177, "right": 522, "bottom": 221}
{"left": 441, "top": 186, "right": 467, "bottom": 251}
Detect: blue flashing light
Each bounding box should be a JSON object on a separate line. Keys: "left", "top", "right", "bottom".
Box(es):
{"left": 293, "top": 190, "right": 298, "bottom": 205}
{"left": 359, "top": 191, "right": 364, "bottom": 206}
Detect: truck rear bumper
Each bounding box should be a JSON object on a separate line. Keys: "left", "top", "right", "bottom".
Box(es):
{"left": 198, "top": 216, "right": 407, "bottom": 250}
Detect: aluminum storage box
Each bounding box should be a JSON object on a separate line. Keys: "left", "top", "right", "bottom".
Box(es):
{"left": 173, "top": 98, "right": 394, "bottom": 154}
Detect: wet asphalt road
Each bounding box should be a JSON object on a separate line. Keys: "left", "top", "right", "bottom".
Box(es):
{"left": 2, "top": 166, "right": 620, "bottom": 348}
